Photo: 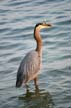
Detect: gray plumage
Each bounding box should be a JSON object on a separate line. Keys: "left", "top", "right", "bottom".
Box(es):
{"left": 16, "top": 50, "right": 41, "bottom": 87}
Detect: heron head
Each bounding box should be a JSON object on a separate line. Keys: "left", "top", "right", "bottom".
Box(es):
{"left": 35, "top": 22, "right": 52, "bottom": 30}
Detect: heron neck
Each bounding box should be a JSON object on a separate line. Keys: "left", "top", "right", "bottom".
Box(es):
{"left": 34, "top": 28, "right": 42, "bottom": 53}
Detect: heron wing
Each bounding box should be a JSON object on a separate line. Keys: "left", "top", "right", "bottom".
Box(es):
{"left": 16, "top": 50, "right": 41, "bottom": 87}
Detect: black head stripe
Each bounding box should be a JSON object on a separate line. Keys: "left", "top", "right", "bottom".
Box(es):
{"left": 35, "top": 23, "right": 42, "bottom": 28}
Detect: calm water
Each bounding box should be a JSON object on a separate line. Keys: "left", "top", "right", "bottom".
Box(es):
{"left": 0, "top": 0, "right": 71, "bottom": 108}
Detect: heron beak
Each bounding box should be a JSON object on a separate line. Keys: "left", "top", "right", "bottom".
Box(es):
{"left": 46, "top": 23, "right": 52, "bottom": 28}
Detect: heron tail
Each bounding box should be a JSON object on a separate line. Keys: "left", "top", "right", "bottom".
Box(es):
{"left": 16, "top": 80, "right": 22, "bottom": 88}
{"left": 16, "top": 73, "right": 23, "bottom": 88}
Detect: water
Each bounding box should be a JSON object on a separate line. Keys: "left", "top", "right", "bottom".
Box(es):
{"left": 0, "top": 0, "right": 71, "bottom": 108}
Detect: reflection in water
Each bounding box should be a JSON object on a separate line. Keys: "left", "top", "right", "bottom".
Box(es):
{"left": 19, "top": 86, "right": 54, "bottom": 108}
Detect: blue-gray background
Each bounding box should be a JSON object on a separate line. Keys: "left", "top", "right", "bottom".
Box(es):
{"left": 0, "top": 0, "right": 71, "bottom": 108}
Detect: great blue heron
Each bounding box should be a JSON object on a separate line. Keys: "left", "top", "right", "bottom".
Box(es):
{"left": 16, "top": 22, "right": 51, "bottom": 89}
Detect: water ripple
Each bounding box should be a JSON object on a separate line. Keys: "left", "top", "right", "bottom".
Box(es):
{"left": 0, "top": 0, "right": 71, "bottom": 108}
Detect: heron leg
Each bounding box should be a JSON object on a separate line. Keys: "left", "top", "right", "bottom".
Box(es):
{"left": 34, "top": 77, "right": 38, "bottom": 89}
{"left": 25, "top": 84, "right": 29, "bottom": 91}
